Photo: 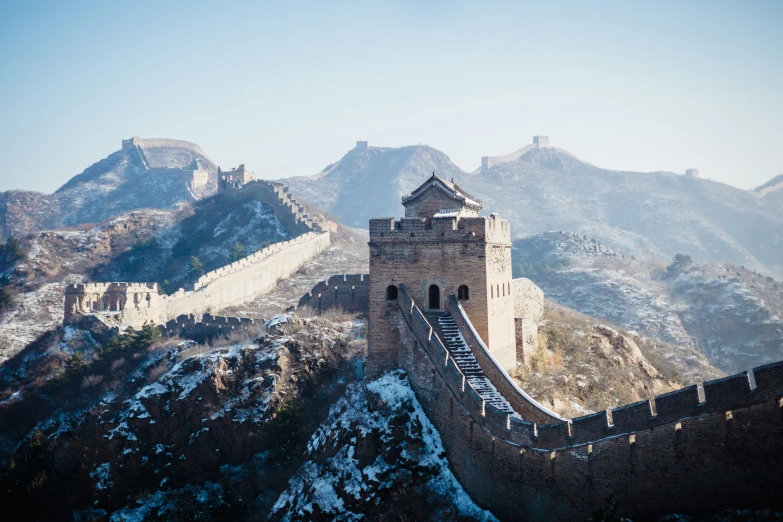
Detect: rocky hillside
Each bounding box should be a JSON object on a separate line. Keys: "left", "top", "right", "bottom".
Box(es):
{"left": 0, "top": 210, "right": 177, "bottom": 364}
{"left": 515, "top": 301, "right": 721, "bottom": 419}
{"left": 0, "top": 182, "right": 337, "bottom": 363}
{"left": 513, "top": 231, "right": 783, "bottom": 374}
{"left": 272, "top": 370, "right": 496, "bottom": 521}
{"left": 0, "top": 313, "right": 368, "bottom": 520}
{"left": 283, "top": 142, "right": 783, "bottom": 278}
{"left": 0, "top": 138, "right": 217, "bottom": 240}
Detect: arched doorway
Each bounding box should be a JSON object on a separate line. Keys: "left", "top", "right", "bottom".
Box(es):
{"left": 428, "top": 284, "right": 441, "bottom": 310}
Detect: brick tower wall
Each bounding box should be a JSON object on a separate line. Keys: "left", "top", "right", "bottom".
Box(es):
{"left": 367, "top": 214, "right": 516, "bottom": 377}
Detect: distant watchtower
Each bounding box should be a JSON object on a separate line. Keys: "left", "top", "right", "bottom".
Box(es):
{"left": 685, "top": 168, "right": 700, "bottom": 179}
{"left": 355, "top": 141, "right": 369, "bottom": 151}
{"left": 367, "top": 174, "right": 516, "bottom": 377}
{"left": 218, "top": 164, "right": 255, "bottom": 191}
{"left": 122, "top": 136, "right": 141, "bottom": 151}
{"left": 533, "top": 135, "right": 550, "bottom": 149}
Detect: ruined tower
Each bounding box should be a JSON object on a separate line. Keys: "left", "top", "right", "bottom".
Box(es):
{"left": 218, "top": 164, "right": 255, "bottom": 191}
{"left": 367, "top": 174, "right": 516, "bottom": 377}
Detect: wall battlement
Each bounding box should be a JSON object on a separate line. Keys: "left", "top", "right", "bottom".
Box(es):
{"left": 160, "top": 313, "right": 255, "bottom": 339}
{"left": 401, "top": 285, "right": 783, "bottom": 448}
{"left": 192, "top": 232, "right": 326, "bottom": 289}
{"left": 63, "top": 180, "right": 332, "bottom": 330}
{"left": 296, "top": 274, "right": 369, "bottom": 313}
{"left": 369, "top": 215, "right": 511, "bottom": 244}
{"left": 393, "top": 284, "right": 783, "bottom": 519}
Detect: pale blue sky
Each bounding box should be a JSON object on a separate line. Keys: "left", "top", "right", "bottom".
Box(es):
{"left": 1, "top": 0, "right": 781, "bottom": 193}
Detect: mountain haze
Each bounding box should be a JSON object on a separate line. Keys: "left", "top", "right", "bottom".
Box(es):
{"left": 284, "top": 141, "right": 783, "bottom": 277}
{"left": 284, "top": 143, "right": 463, "bottom": 227}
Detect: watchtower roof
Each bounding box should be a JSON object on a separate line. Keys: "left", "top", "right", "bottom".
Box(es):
{"left": 401, "top": 173, "right": 482, "bottom": 212}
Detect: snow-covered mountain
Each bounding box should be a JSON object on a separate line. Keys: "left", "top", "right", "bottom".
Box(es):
{"left": 0, "top": 138, "right": 217, "bottom": 240}
{"left": 284, "top": 142, "right": 783, "bottom": 278}
{"left": 513, "top": 231, "right": 783, "bottom": 374}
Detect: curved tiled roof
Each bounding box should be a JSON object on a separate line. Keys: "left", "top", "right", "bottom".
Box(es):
{"left": 401, "top": 173, "right": 482, "bottom": 210}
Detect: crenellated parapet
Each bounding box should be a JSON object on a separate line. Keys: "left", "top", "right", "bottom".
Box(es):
{"left": 192, "top": 232, "right": 328, "bottom": 290}
{"left": 296, "top": 274, "right": 369, "bottom": 314}
{"left": 394, "top": 284, "right": 783, "bottom": 520}
{"left": 369, "top": 214, "right": 511, "bottom": 245}
{"left": 64, "top": 282, "right": 162, "bottom": 327}
{"left": 160, "top": 313, "right": 256, "bottom": 340}
{"left": 64, "top": 231, "right": 331, "bottom": 330}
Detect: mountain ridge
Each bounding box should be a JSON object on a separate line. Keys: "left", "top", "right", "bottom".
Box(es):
{"left": 283, "top": 140, "right": 783, "bottom": 278}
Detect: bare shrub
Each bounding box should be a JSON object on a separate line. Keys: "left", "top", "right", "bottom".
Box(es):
{"left": 80, "top": 374, "right": 104, "bottom": 389}
{"left": 146, "top": 363, "right": 170, "bottom": 383}
{"left": 296, "top": 306, "right": 317, "bottom": 319}
{"left": 177, "top": 343, "right": 213, "bottom": 362}
{"left": 319, "top": 306, "right": 355, "bottom": 323}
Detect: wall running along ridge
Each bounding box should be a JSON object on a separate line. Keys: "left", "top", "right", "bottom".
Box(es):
{"left": 64, "top": 231, "right": 330, "bottom": 327}
{"left": 295, "top": 274, "right": 369, "bottom": 314}
{"left": 392, "top": 284, "right": 783, "bottom": 521}
{"left": 64, "top": 180, "right": 331, "bottom": 330}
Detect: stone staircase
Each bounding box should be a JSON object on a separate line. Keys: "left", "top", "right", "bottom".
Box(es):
{"left": 424, "top": 310, "right": 517, "bottom": 416}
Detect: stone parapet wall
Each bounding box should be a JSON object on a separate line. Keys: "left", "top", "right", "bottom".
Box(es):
{"left": 512, "top": 277, "right": 543, "bottom": 367}
{"left": 369, "top": 215, "right": 510, "bottom": 245}
{"left": 296, "top": 274, "right": 369, "bottom": 314}
{"left": 512, "top": 278, "right": 543, "bottom": 320}
{"left": 164, "top": 231, "right": 330, "bottom": 319}
{"left": 161, "top": 313, "right": 255, "bottom": 340}
{"left": 64, "top": 231, "right": 331, "bottom": 330}
{"left": 394, "top": 285, "right": 783, "bottom": 520}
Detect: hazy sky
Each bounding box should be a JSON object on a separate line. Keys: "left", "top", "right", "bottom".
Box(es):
{"left": 1, "top": 0, "right": 781, "bottom": 193}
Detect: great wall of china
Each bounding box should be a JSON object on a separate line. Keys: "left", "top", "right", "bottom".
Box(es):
{"left": 364, "top": 173, "right": 783, "bottom": 520}
{"left": 63, "top": 178, "right": 331, "bottom": 333}
{"left": 395, "top": 285, "right": 783, "bottom": 520}
{"left": 59, "top": 162, "right": 783, "bottom": 520}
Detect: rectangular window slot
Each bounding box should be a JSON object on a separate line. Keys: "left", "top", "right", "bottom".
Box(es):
{"left": 606, "top": 410, "right": 614, "bottom": 428}
{"left": 748, "top": 368, "right": 757, "bottom": 391}
{"left": 697, "top": 383, "right": 706, "bottom": 404}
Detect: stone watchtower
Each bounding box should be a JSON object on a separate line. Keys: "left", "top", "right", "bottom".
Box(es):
{"left": 367, "top": 174, "right": 516, "bottom": 377}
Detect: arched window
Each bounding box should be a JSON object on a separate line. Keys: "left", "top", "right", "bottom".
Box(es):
{"left": 502, "top": 284, "right": 505, "bottom": 297}
{"left": 428, "top": 284, "right": 441, "bottom": 310}
{"left": 491, "top": 286, "right": 493, "bottom": 299}
{"left": 386, "top": 285, "right": 398, "bottom": 300}
{"left": 458, "top": 285, "right": 469, "bottom": 300}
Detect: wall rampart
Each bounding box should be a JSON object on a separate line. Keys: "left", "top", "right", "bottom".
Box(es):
{"left": 64, "top": 232, "right": 330, "bottom": 329}
{"left": 369, "top": 216, "right": 510, "bottom": 244}
{"left": 163, "top": 231, "right": 330, "bottom": 319}
{"left": 394, "top": 285, "right": 783, "bottom": 520}
{"left": 161, "top": 313, "right": 255, "bottom": 340}
{"left": 296, "top": 274, "right": 369, "bottom": 314}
